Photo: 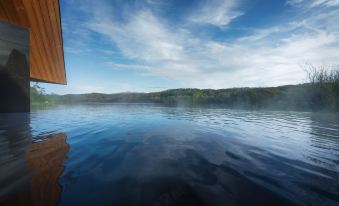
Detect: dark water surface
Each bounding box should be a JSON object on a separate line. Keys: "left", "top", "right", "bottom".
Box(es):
{"left": 0, "top": 104, "right": 338, "bottom": 206}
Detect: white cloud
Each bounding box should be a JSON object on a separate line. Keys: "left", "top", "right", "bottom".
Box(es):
{"left": 88, "top": 11, "right": 186, "bottom": 63}
{"left": 287, "top": 0, "right": 304, "bottom": 6}
{"left": 287, "top": 0, "right": 339, "bottom": 7}
{"left": 311, "top": 0, "right": 339, "bottom": 7}
{"left": 63, "top": 0, "right": 339, "bottom": 90}
{"left": 189, "top": 0, "right": 243, "bottom": 27}
{"left": 106, "top": 62, "right": 151, "bottom": 71}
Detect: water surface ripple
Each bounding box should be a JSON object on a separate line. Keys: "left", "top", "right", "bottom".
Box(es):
{"left": 0, "top": 104, "right": 338, "bottom": 206}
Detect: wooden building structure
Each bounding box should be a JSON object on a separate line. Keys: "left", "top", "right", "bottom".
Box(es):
{"left": 0, "top": 0, "right": 66, "bottom": 112}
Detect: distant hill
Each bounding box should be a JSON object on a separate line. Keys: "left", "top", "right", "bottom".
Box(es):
{"left": 31, "top": 82, "right": 339, "bottom": 112}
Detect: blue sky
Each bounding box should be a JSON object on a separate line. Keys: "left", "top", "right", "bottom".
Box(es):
{"left": 40, "top": 0, "right": 339, "bottom": 94}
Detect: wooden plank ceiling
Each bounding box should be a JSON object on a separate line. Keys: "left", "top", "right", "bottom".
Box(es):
{"left": 0, "top": 0, "right": 66, "bottom": 84}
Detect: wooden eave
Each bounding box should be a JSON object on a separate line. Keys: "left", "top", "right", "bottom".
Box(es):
{"left": 0, "top": 0, "right": 66, "bottom": 84}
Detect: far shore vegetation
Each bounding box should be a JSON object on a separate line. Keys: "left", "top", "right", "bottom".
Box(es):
{"left": 31, "top": 66, "right": 339, "bottom": 112}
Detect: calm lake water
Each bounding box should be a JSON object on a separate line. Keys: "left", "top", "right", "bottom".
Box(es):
{"left": 0, "top": 104, "right": 338, "bottom": 206}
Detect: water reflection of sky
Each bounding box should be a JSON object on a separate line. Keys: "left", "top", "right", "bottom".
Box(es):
{"left": 1, "top": 104, "right": 339, "bottom": 205}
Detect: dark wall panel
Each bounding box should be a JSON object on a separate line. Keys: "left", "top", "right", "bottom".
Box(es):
{"left": 0, "top": 21, "right": 30, "bottom": 113}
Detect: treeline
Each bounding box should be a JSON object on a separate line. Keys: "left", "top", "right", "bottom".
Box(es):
{"left": 31, "top": 67, "right": 339, "bottom": 112}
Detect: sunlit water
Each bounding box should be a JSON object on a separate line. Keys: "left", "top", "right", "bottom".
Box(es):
{"left": 0, "top": 104, "right": 338, "bottom": 206}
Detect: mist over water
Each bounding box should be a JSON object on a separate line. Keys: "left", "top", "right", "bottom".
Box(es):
{"left": 1, "top": 104, "right": 339, "bottom": 206}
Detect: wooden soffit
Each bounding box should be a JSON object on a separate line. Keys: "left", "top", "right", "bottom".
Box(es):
{"left": 0, "top": 0, "right": 66, "bottom": 84}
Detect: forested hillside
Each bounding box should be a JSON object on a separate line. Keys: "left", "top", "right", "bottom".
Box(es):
{"left": 31, "top": 68, "right": 339, "bottom": 111}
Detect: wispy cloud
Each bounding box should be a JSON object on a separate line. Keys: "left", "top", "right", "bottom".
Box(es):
{"left": 189, "top": 0, "right": 243, "bottom": 27}
{"left": 106, "top": 62, "right": 151, "bottom": 71}
{"left": 60, "top": 0, "right": 339, "bottom": 91}
{"left": 287, "top": 0, "right": 339, "bottom": 7}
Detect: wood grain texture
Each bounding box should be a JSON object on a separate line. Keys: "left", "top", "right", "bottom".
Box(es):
{"left": 0, "top": 0, "right": 66, "bottom": 84}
